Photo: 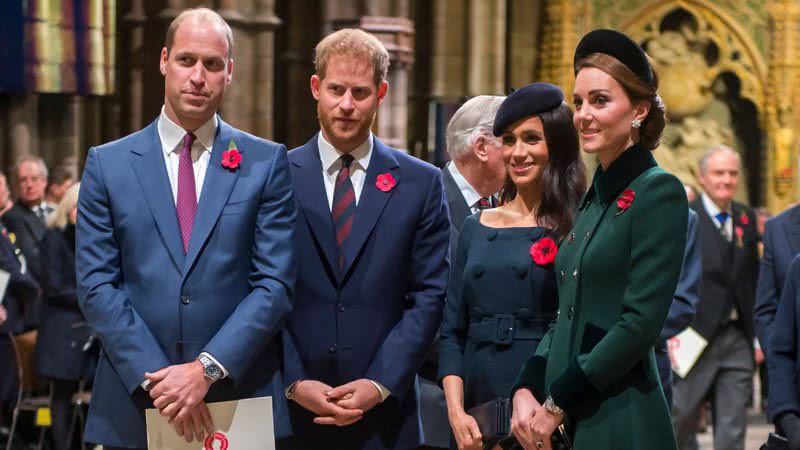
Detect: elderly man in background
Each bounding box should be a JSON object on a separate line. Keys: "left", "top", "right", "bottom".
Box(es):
{"left": 417, "top": 95, "right": 506, "bottom": 450}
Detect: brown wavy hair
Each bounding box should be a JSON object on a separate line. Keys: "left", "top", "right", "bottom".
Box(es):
{"left": 575, "top": 52, "right": 666, "bottom": 150}
{"left": 498, "top": 103, "right": 587, "bottom": 241}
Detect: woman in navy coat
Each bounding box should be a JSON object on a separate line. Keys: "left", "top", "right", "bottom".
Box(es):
{"left": 767, "top": 253, "right": 800, "bottom": 449}
{"left": 438, "top": 83, "right": 586, "bottom": 450}
{"left": 35, "top": 183, "right": 97, "bottom": 450}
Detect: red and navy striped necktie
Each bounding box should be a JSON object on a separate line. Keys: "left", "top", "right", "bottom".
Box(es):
{"left": 332, "top": 154, "right": 355, "bottom": 270}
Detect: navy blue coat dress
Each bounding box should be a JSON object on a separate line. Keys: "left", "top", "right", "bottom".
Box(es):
{"left": 35, "top": 225, "right": 97, "bottom": 381}
{"left": 439, "top": 213, "right": 557, "bottom": 410}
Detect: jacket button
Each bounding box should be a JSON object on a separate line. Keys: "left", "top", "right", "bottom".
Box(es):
{"left": 181, "top": 295, "right": 190, "bottom": 305}
{"left": 572, "top": 269, "right": 578, "bottom": 279}
{"left": 584, "top": 231, "right": 591, "bottom": 241}
{"left": 329, "top": 344, "right": 338, "bottom": 353}
{"left": 568, "top": 306, "right": 574, "bottom": 319}
{"left": 560, "top": 271, "right": 565, "bottom": 283}
{"left": 338, "top": 303, "right": 346, "bottom": 312}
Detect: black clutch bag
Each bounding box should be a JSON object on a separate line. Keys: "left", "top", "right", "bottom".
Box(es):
{"left": 467, "top": 398, "right": 572, "bottom": 450}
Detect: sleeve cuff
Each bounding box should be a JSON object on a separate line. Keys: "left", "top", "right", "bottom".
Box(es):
{"left": 141, "top": 379, "right": 151, "bottom": 391}
{"left": 201, "top": 351, "right": 229, "bottom": 378}
{"left": 510, "top": 355, "right": 548, "bottom": 401}
{"left": 369, "top": 380, "right": 391, "bottom": 402}
{"left": 548, "top": 356, "right": 600, "bottom": 417}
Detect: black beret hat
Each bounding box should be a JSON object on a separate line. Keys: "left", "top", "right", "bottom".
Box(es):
{"left": 573, "top": 29, "right": 653, "bottom": 84}
{"left": 492, "top": 82, "right": 565, "bottom": 136}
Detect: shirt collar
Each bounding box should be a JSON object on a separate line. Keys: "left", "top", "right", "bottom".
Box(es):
{"left": 590, "top": 143, "right": 657, "bottom": 205}
{"left": 317, "top": 132, "right": 373, "bottom": 174}
{"left": 447, "top": 161, "right": 482, "bottom": 208}
{"left": 157, "top": 106, "right": 218, "bottom": 155}
{"left": 701, "top": 192, "right": 730, "bottom": 217}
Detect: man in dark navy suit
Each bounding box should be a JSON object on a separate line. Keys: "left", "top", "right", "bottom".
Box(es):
{"left": 281, "top": 29, "right": 450, "bottom": 450}
{"left": 755, "top": 202, "right": 800, "bottom": 357}
{"left": 417, "top": 95, "right": 506, "bottom": 450}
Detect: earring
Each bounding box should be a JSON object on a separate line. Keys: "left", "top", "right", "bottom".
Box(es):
{"left": 631, "top": 118, "right": 642, "bottom": 129}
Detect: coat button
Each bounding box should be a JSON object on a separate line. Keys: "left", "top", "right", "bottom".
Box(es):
{"left": 329, "top": 344, "right": 338, "bottom": 353}
{"left": 560, "top": 271, "right": 565, "bottom": 283}
{"left": 568, "top": 233, "right": 575, "bottom": 243}
{"left": 572, "top": 269, "right": 578, "bottom": 279}
{"left": 584, "top": 231, "right": 591, "bottom": 241}
{"left": 338, "top": 303, "right": 346, "bottom": 312}
{"left": 567, "top": 306, "right": 574, "bottom": 319}
{"left": 181, "top": 295, "right": 190, "bottom": 305}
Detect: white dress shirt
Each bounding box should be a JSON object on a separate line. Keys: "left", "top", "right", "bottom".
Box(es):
{"left": 317, "top": 132, "right": 373, "bottom": 210}
{"left": 446, "top": 162, "right": 485, "bottom": 213}
{"left": 142, "top": 108, "right": 228, "bottom": 385}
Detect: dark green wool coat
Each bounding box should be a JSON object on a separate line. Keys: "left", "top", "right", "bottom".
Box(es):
{"left": 513, "top": 144, "right": 687, "bottom": 450}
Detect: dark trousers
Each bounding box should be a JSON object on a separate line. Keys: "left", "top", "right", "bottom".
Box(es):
{"left": 672, "top": 323, "right": 754, "bottom": 450}
{"left": 50, "top": 379, "right": 78, "bottom": 450}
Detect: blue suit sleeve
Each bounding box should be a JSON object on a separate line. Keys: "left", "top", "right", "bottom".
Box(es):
{"left": 202, "top": 144, "right": 296, "bottom": 382}
{"left": 437, "top": 219, "right": 470, "bottom": 381}
{"left": 76, "top": 148, "right": 171, "bottom": 394}
{"left": 365, "top": 170, "right": 450, "bottom": 398}
{"left": 767, "top": 255, "right": 800, "bottom": 422}
{"left": 660, "top": 210, "right": 701, "bottom": 341}
{"left": 756, "top": 218, "right": 780, "bottom": 353}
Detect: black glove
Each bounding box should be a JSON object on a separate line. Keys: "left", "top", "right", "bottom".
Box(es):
{"left": 778, "top": 413, "right": 800, "bottom": 450}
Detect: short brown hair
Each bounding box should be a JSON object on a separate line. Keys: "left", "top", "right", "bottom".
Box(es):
{"left": 576, "top": 52, "right": 666, "bottom": 150}
{"left": 165, "top": 8, "right": 234, "bottom": 59}
{"left": 314, "top": 29, "right": 390, "bottom": 87}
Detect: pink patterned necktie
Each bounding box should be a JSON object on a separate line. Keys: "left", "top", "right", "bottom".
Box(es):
{"left": 176, "top": 132, "right": 197, "bottom": 253}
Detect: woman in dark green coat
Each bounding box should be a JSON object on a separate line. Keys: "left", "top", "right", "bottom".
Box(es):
{"left": 510, "top": 29, "right": 687, "bottom": 450}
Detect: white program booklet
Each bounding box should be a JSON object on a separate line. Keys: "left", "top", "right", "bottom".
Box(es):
{"left": 669, "top": 327, "right": 708, "bottom": 379}
{"left": 0, "top": 268, "right": 10, "bottom": 305}
{"left": 146, "top": 396, "right": 274, "bottom": 450}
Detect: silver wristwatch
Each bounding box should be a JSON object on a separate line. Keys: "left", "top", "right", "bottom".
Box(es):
{"left": 197, "top": 354, "right": 223, "bottom": 383}
{"left": 543, "top": 396, "right": 565, "bottom": 416}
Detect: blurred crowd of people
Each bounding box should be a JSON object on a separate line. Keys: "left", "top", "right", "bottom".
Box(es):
{"left": 0, "top": 156, "right": 97, "bottom": 450}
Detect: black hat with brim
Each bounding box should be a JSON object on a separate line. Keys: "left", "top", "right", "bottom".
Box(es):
{"left": 573, "top": 28, "right": 653, "bottom": 84}
{"left": 492, "top": 82, "right": 565, "bottom": 136}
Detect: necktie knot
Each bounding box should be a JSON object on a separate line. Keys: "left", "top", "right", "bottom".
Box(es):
{"left": 340, "top": 154, "right": 354, "bottom": 170}
{"left": 181, "top": 132, "right": 196, "bottom": 154}
{"left": 476, "top": 197, "right": 492, "bottom": 210}
{"left": 715, "top": 212, "right": 729, "bottom": 227}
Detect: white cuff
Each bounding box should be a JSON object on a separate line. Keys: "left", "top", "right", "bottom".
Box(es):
{"left": 200, "top": 352, "right": 229, "bottom": 378}
{"left": 369, "top": 380, "right": 391, "bottom": 402}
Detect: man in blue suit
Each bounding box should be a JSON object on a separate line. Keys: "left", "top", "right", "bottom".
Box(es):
{"left": 280, "top": 29, "right": 450, "bottom": 450}
{"left": 755, "top": 202, "right": 800, "bottom": 357}
{"left": 767, "top": 254, "right": 800, "bottom": 449}
{"left": 76, "top": 8, "right": 295, "bottom": 449}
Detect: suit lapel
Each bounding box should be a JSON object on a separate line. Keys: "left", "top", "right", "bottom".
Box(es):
{"left": 341, "top": 137, "right": 399, "bottom": 277}
{"left": 183, "top": 118, "right": 240, "bottom": 278}
{"left": 442, "top": 164, "right": 471, "bottom": 232}
{"left": 131, "top": 121, "right": 185, "bottom": 271}
{"left": 786, "top": 206, "right": 800, "bottom": 256}
{"left": 290, "top": 137, "right": 340, "bottom": 278}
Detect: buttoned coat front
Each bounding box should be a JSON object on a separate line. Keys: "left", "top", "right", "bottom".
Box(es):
{"left": 513, "top": 145, "right": 686, "bottom": 449}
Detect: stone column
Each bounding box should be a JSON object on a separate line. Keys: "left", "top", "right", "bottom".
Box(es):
{"left": 765, "top": 0, "right": 800, "bottom": 212}
{"left": 121, "top": 0, "right": 147, "bottom": 134}
{"left": 467, "top": 0, "right": 505, "bottom": 96}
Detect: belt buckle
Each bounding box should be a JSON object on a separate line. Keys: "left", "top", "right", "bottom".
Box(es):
{"left": 493, "top": 314, "right": 514, "bottom": 345}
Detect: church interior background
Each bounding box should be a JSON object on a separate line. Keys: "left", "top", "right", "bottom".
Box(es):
{"left": 0, "top": 0, "right": 798, "bottom": 213}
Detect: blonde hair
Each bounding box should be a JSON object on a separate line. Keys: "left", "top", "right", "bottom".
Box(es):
{"left": 47, "top": 182, "right": 80, "bottom": 230}
{"left": 314, "top": 28, "right": 389, "bottom": 86}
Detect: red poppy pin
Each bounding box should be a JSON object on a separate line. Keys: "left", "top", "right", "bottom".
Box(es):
{"left": 616, "top": 188, "right": 635, "bottom": 216}
{"left": 221, "top": 139, "right": 241, "bottom": 170}
{"left": 739, "top": 213, "right": 749, "bottom": 225}
{"left": 204, "top": 432, "right": 229, "bottom": 450}
{"left": 376, "top": 173, "right": 396, "bottom": 192}
{"left": 530, "top": 237, "right": 558, "bottom": 266}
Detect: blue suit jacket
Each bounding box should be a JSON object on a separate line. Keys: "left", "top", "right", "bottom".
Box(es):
{"left": 767, "top": 254, "right": 800, "bottom": 422}
{"left": 660, "top": 209, "right": 701, "bottom": 342}
{"left": 76, "top": 118, "right": 296, "bottom": 448}
{"left": 281, "top": 135, "right": 450, "bottom": 450}
{"left": 756, "top": 204, "right": 800, "bottom": 354}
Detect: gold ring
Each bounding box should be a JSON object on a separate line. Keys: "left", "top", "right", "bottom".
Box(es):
{"left": 536, "top": 441, "right": 545, "bottom": 449}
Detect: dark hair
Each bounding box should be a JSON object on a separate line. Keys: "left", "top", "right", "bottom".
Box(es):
{"left": 498, "top": 103, "right": 587, "bottom": 241}
{"left": 575, "top": 52, "right": 666, "bottom": 150}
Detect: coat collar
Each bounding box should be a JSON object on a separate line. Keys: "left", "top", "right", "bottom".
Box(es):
{"left": 589, "top": 143, "right": 657, "bottom": 206}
